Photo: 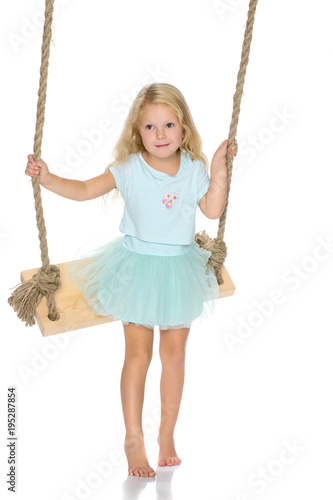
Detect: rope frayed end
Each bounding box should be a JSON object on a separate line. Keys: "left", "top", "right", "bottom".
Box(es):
{"left": 8, "top": 265, "right": 61, "bottom": 327}
{"left": 194, "top": 229, "right": 214, "bottom": 252}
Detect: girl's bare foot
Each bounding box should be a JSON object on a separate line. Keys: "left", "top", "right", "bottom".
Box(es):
{"left": 124, "top": 434, "right": 156, "bottom": 477}
{"left": 157, "top": 434, "right": 182, "bottom": 466}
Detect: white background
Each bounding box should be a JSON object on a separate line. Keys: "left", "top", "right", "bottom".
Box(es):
{"left": 1, "top": 0, "right": 332, "bottom": 499}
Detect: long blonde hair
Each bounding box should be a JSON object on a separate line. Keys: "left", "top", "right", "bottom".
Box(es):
{"left": 104, "top": 82, "right": 208, "bottom": 203}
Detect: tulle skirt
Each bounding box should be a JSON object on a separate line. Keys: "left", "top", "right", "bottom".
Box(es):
{"left": 68, "top": 234, "right": 220, "bottom": 330}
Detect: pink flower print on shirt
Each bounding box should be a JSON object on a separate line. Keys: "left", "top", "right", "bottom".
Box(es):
{"left": 162, "top": 192, "right": 179, "bottom": 209}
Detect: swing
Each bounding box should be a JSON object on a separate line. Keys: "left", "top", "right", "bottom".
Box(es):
{"left": 8, "top": 0, "right": 259, "bottom": 337}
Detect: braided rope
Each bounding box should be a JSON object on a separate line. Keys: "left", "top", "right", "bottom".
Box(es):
{"left": 195, "top": 0, "right": 259, "bottom": 285}
{"left": 8, "top": 0, "right": 61, "bottom": 326}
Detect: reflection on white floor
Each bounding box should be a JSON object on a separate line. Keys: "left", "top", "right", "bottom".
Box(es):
{"left": 122, "top": 465, "right": 181, "bottom": 500}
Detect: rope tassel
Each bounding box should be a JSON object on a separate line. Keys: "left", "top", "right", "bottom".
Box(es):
{"left": 8, "top": 265, "right": 61, "bottom": 327}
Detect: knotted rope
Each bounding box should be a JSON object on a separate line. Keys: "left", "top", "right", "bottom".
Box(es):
{"left": 195, "top": 0, "right": 259, "bottom": 285}
{"left": 8, "top": 0, "right": 61, "bottom": 326}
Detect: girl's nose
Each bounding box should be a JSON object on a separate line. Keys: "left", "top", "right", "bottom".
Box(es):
{"left": 156, "top": 129, "right": 166, "bottom": 139}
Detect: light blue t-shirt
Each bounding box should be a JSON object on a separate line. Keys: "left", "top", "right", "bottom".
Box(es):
{"left": 109, "top": 150, "right": 210, "bottom": 247}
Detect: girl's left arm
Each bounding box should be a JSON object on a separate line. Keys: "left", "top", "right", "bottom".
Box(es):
{"left": 199, "top": 139, "right": 237, "bottom": 219}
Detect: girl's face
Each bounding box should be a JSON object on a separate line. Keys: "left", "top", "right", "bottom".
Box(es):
{"left": 138, "top": 103, "right": 185, "bottom": 160}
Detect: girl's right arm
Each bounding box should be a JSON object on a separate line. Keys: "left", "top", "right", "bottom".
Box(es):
{"left": 25, "top": 154, "right": 116, "bottom": 201}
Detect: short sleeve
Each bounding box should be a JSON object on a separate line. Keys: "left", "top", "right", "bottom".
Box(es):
{"left": 108, "top": 165, "right": 124, "bottom": 194}
{"left": 108, "top": 156, "right": 133, "bottom": 198}
{"left": 197, "top": 161, "right": 210, "bottom": 204}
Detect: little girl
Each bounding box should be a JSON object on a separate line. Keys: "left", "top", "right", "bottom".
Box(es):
{"left": 25, "top": 83, "right": 238, "bottom": 478}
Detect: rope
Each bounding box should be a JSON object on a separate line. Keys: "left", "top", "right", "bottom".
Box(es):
{"left": 8, "top": 0, "right": 61, "bottom": 327}
{"left": 195, "top": 0, "right": 259, "bottom": 285}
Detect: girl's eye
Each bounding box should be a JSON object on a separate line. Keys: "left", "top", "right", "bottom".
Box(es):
{"left": 145, "top": 123, "right": 174, "bottom": 130}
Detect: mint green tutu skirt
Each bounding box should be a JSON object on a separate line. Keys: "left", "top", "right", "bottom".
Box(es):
{"left": 68, "top": 235, "right": 220, "bottom": 330}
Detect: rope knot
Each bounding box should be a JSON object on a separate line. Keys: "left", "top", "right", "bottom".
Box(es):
{"left": 8, "top": 264, "right": 62, "bottom": 327}
{"left": 195, "top": 230, "right": 228, "bottom": 285}
{"left": 35, "top": 265, "right": 62, "bottom": 294}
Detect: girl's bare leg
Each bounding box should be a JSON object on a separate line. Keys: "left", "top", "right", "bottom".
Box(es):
{"left": 121, "top": 322, "right": 156, "bottom": 477}
{"left": 157, "top": 326, "right": 190, "bottom": 466}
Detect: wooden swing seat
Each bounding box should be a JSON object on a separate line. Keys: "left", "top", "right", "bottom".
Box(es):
{"left": 20, "top": 261, "right": 235, "bottom": 336}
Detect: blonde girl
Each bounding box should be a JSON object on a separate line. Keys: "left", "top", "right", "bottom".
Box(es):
{"left": 26, "top": 82, "right": 238, "bottom": 477}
